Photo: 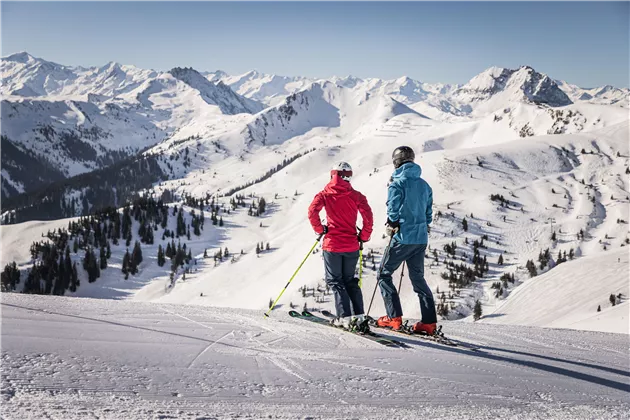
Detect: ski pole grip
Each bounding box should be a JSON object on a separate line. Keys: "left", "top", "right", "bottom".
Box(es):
{"left": 317, "top": 232, "right": 324, "bottom": 241}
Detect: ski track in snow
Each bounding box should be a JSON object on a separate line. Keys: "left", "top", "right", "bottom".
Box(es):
{"left": 2, "top": 294, "right": 629, "bottom": 419}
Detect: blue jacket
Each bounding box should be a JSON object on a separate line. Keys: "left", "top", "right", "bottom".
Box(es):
{"left": 387, "top": 162, "right": 433, "bottom": 244}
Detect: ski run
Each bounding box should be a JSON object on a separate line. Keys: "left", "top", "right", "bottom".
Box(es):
{"left": 2, "top": 293, "right": 629, "bottom": 419}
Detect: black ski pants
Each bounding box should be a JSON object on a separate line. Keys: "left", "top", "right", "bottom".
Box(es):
{"left": 323, "top": 250, "right": 363, "bottom": 318}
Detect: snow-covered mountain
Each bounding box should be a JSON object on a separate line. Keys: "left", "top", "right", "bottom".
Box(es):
{"left": 0, "top": 54, "right": 266, "bottom": 199}
{"left": 450, "top": 66, "right": 573, "bottom": 116}
{"left": 213, "top": 69, "right": 314, "bottom": 107}
{"left": 169, "top": 67, "right": 263, "bottom": 115}
{"left": 556, "top": 79, "right": 630, "bottom": 107}
{"left": 1, "top": 52, "right": 158, "bottom": 99}
{"left": 243, "top": 81, "right": 425, "bottom": 146}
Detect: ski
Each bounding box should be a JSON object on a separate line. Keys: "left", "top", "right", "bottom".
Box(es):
{"left": 320, "top": 310, "right": 479, "bottom": 351}
{"left": 371, "top": 323, "right": 479, "bottom": 350}
{"left": 288, "top": 310, "right": 407, "bottom": 349}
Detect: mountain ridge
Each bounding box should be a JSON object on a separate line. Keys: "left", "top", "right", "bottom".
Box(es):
{"left": 2, "top": 52, "right": 628, "bottom": 207}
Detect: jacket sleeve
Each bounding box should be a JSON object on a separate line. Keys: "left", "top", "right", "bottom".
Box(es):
{"left": 356, "top": 192, "right": 373, "bottom": 242}
{"left": 307, "top": 192, "right": 325, "bottom": 234}
{"left": 386, "top": 181, "right": 404, "bottom": 223}
{"left": 426, "top": 185, "right": 433, "bottom": 225}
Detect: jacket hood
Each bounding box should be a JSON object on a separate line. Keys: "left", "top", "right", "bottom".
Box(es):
{"left": 324, "top": 174, "right": 353, "bottom": 195}
{"left": 392, "top": 162, "right": 422, "bottom": 180}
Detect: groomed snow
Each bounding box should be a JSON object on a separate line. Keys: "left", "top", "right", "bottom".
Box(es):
{"left": 2, "top": 294, "right": 629, "bottom": 419}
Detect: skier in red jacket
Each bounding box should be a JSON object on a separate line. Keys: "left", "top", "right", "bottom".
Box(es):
{"left": 308, "top": 162, "right": 373, "bottom": 330}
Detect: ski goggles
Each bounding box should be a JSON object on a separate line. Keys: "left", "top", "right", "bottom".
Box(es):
{"left": 331, "top": 170, "right": 353, "bottom": 179}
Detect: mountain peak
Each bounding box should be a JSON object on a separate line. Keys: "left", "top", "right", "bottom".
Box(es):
{"left": 169, "top": 66, "right": 263, "bottom": 115}
{"left": 243, "top": 70, "right": 262, "bottom": 78}
{"left": 3, "top": 51, "right": 38, "bottom": 64}
{"left": 455, "top": 65, "right": 572, "bottom": 111}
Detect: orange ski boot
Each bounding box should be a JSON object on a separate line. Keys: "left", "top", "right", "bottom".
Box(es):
{"left": 376, "top": 316, "right": 403, "bottom": 331}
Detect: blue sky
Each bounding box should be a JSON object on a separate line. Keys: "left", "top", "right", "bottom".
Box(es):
{"left": 2, "top": 2, "right": 628, "bottom": 87}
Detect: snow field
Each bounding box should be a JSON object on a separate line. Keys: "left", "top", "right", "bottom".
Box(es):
{"left": 2, "top": 293, "right": 629, "bottom": 419}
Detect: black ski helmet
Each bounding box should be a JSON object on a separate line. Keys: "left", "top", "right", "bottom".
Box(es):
{"left": 392, "top": 146, "right": 415, "bottom": 168}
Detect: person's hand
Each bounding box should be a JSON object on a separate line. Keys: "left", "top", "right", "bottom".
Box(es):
{"left": 357, "top": 228, "right": 370, "bottom": 243}
{"left": 385, "top": 219, "right": 400, "bottom": 237}
{"left": 317, "top": 225, "right": 329, "bottom": 237}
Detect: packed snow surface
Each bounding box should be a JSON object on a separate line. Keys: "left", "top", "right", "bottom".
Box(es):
{"left": 2, "top": 294, "right": 629, "bottom": 419}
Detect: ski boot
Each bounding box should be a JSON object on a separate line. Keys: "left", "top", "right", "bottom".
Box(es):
{"left": 413, "top": 322, "right": 437, "bottom": 335}
{"left": 331, "top": 316, "right": 353, "bottom": 330}
{"left": 376, "top": 315, "right": 403, "bottom": 331}
{"left": 349, "top": 314, "right": 371, "bottom": 334}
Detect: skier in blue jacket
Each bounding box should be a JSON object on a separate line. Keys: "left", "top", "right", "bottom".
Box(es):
{"left": 376, "top": 146, "right": 438, "bottom": 334}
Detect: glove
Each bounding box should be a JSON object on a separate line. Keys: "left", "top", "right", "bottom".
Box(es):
{"left": 317, "top": 225, "right": 328, "bottom": 237}
{"left": 385, "top": 219, "right": 400, "bottom": 237}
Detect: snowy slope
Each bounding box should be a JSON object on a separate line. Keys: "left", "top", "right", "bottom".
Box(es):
{"left": 483, "top": 248, "right": 628, "bottom": 334}
{"left": 2, "top": 293, "right": 629, "bottom": 419}
{"left": 153, "top": 122, "right": 627, "bottom": 319}
{"left": 1, "top": 98, "right": 166, "bottom": 173}
{"left": 2, "top": 116, "right": 628, "bottom": 336}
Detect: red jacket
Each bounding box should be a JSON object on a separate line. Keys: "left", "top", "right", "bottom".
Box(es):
{"left": 308, "top": 174, "right": 374, "bottom": 253}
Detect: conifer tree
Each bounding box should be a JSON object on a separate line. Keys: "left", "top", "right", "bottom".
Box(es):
{"left": 157, "top": 245, "right": 166, "bottom": 267}
{"left": 473, "top": 300, "right": 482, "bottom": 321}
{"left": 70, "top": 262, "right": 78, "bottom": 292}
{"left": 122, "top": 249, "right": 131, "bottom": 276}
{"left": 100, "top": 246, "right": 107, "bottom": 270}
{"left": 131, "top": 241, "right": 143, "bottom": 273}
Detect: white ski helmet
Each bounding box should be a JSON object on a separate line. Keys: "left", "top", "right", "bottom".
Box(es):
{"left": 331, "top": 161, "right": 353, "bottom": 182}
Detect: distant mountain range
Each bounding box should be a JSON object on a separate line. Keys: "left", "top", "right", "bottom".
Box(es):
{"left": 2, "top": 52, "right": 628, "bottom": 204}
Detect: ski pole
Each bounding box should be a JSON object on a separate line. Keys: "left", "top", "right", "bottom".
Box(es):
{"left": 264, "top": 232, "right": 324, "bottom": 318}
{"left": 358, "top": 241, "right": 363, "bottom": 288}
{"left": 367, "top": 232, "right": 396, "bottom": 317}
{"left": 397, "top": 261, "right": 406, "bottom": 294}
